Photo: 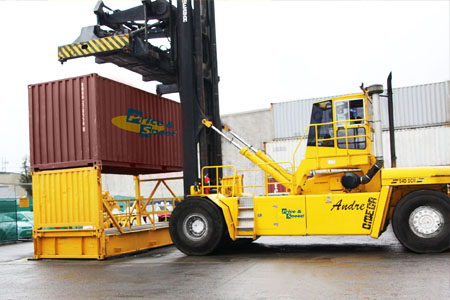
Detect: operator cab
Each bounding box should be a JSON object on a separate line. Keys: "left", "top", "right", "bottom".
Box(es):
{"left": 304, "top": 92, "right": 374, "bottom": 168}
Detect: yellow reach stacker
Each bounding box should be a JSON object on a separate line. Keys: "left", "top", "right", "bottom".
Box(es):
{"left": 169, "top": 85, "right": 450, "bottom": 255}
{"left": 51, "top": 1, "right": 449, "bottom": 257}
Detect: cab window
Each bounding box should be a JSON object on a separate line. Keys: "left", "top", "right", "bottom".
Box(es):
{"left": 307, "top": 100, "right": 334, "bottom": 147}
{"left": 337, "top": 127, "right": 366, "bottom": 149}
{"left": 335, "top": 99, "right": 366, "bottom": 150}
{"left": 335, "top": 99, "right": 364, "bottom": 126}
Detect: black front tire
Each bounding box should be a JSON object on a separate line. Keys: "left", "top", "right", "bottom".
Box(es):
{"left": 169, "top": 198, "right": 226, "bottom": 256}
{"left": 392, "top": 190, "right": 450, "bottom": 253}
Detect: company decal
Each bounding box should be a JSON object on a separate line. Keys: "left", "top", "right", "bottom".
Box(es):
{"left": 282, "top": 208, "right": 304, "bottom": 219}
{"left": 182, "top": 0, "right": 188, "bottom": 22}
{"left": 328, "top": 197, "right": 377, "bottom": 230}
{"left": 330, "top": 200, "right": 365, "bottom": 211}
{"left": 391, "top": 177, "right": 424, "bottom": 184}
{"left": 111, "top": 108, "right": 177, "bottom": 137}
{"left": 362, "top": 197, "right": 377, "bottom": 230}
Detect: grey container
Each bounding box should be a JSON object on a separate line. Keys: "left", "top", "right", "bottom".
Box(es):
{"left": 272, "top": 81, "right": 450, "bottom": 140}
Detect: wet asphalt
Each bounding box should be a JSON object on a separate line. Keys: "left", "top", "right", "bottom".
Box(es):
{"left": 0, "top": 226, "right": 449, "bottom": 300}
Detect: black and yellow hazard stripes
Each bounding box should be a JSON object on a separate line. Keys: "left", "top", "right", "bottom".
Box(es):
{"left": 58, "top": 34, "right": 129, "bottom": 62}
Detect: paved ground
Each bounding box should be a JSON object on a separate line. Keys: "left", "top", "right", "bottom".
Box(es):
{"left": 1, "top": 226, "right": 449, "bottom": 300}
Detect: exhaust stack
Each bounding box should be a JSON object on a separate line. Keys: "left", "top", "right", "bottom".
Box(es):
{"left": 367, "top": 84, "right": 385, "bottom": 160}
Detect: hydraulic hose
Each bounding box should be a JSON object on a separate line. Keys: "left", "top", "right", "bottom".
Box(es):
{"left": 360, "top": 159, "right": 384, "bottom": 184}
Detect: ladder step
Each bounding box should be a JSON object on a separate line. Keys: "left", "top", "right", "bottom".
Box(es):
{"left": 237, "top": 226, "right": 253, "bottom": 231}
{"left": 239, "top": 206, "right": 254, "bottom": 210}
{"left": 239, "top": 196, "right": 254, "bottom": 207}
{"left": 238, "top": 220, "right": 254, "bottom": 227}
{"left": 235, "top": 236, "right": 254, "bottom": 239}
{"left": 238, "top": 197, "right": 254, "bottom": 234}
{"left": 238, "top": 210, "right": 254, "bottom": 219}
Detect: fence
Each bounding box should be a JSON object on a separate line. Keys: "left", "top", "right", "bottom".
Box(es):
{"left": 0, "top": 182, "right": 33, "bottom": 244}
{"left": 0, "top": 182, "right": 33, "bottom": 243}
{"left": 0, "top": 199, "right": 18, "bottom": 243}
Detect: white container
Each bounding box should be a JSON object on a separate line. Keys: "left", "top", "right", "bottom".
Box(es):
{"left": 265, "top": 125, "right": 450, "bottom": 169}
{"left": 272, "top": 81, "right": 450, "bottom": 140}
{"left": 382, "top": 126, "right": 450, "bottom": 168}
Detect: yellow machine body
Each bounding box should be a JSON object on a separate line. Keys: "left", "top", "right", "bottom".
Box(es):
{"left": 203, "top": 188, "right": 397, "bottom": 240}
{"left": 192, "top": 92, "right": 450, "bottom": 243}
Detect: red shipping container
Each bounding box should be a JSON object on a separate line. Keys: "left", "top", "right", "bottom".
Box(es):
{"left": 28, "top": 74, "right": 182, "bottom": 175}
{"left": 267, "top": 177, "right": 288, "bottom": 194}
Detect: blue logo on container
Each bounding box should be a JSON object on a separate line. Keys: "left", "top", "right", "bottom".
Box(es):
{"left": 111, "top": 108, "right": 177, "bottom": 137}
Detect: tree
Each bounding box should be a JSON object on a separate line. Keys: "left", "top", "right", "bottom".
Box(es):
{"left": 19, "top": 156, "right": 32, "bottom": 196}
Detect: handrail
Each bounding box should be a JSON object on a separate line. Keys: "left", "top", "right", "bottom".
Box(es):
{"left": 293, "top": 118, "right": 373, "bottom": 173}
{"left": 103, "top": 196, "right": 178, "bottom": 231}
{"left": 200, "top": 163, "right": 294, "bottom": 197}
{"left": 103, "top": 176, "right": 182, "bottom": 233}
{"left": 201, "top": 165, "right": 238, "bottom": 196}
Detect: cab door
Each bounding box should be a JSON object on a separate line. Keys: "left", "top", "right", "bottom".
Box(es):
{"left": 334, "top": 98, "right": 370, "bottom": 153}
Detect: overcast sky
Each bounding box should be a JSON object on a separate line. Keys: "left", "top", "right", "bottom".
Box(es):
{"left": 0, "top": 0, "right": 448, "bottom": 173}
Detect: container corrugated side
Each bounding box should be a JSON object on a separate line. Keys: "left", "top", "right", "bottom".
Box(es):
{"left": 264, "top": 138, "right": 308, "bottom": 168}
{"left": 94, "top": 75, "right": 182, "bottom": 174}
{"left": 273, "top": 81, "right": 450, "bottom": 140}
{"left": 32, "top": 167, "right": 102, "bottom": 229}
{"left": 29, "top": 75, "right": 96, "bottom": 169}
{"left": 382, "top": 125, "right": 450, "bottom": 168}
{"left": 29, "top": 74, "right": 182, "bottom": 174}
{"left": 380, "top": 81, "right": 450, "bottom": 129}
{"left": 265, "top": 125, "right": 450, "bottom": 168}
{"left": 272, "top": 96, "right": 329, "bottom": 140}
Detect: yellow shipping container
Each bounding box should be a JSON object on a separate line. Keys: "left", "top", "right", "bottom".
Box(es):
{"left": 32, "top": 166, "right": 173, "bottom": 260}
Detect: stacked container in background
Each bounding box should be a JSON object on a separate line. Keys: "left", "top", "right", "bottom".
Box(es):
{"left": 268, "top": 81, "right": 450, "bottom": 168}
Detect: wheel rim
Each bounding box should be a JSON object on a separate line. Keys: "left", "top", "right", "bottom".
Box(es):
{"left": 409, "top": 206, "right": 444, "bottom": 238}
{"left": 183, "top": 213, "right": 208, "bottom": 241}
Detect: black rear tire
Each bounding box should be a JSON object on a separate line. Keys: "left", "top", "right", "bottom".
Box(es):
{"left": 392, "top": 190, "right": 450, "bottom": 253}
{"left": 169, "top": 198, "right": 225, "bottom": 255}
